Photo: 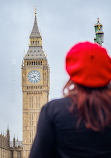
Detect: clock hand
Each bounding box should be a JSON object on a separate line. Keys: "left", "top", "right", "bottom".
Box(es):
{"left": 31, "top": 75, "right": 35, "bottom": 78}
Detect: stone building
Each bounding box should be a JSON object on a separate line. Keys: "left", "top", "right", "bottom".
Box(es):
{"left": 0, "top": 128, "right": 10, "bottom": 158}
{"left": 0, "top": 127, "right": 23, "bottom": 158}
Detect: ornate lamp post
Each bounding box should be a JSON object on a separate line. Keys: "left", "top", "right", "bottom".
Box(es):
{"left": 94, "top": 18, "right": 104, "bottom": 46}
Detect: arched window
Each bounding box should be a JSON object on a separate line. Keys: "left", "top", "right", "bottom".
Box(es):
{"left": 34, "top": 62, "right": 35, "bottom": 65}
{"left": 32, "top": 114, "right": 33, "bottom": 125}
{"left": 30, "top": 114, "right": 31, "bottom": 125}
{"left": 39, "top": 96, "right": 40, "bottom": 108}
{"left": 32, "top": 96, "right": 33, "bottom": 108}
{"left": 36, "top": 41, "right": 37, "bottom": 45}
{"left": 33, "top": 41, "right": 34, "bottom": 45}
{"left": 36, "top": 96, "right": 37, "bottom": 108}
{"left": 32, "top": 131, "right": 33, "bottom": 142}
{"left": 27, "top": 62, "right": 28, "bottom": 65}
{"left": 30, "top": 96, "right": 31, "bottom": 108}
{"left": 32, "top": 62, "right": 33, "bottom": 65}
{"left": 38, "top": 41, "right": 39, "bottom": 45}
{"left": 30, "top": 132, "right": 31, "bottom": 143}
{"left": 36, "top": 113, "right": 37, "bottom": 121}
{"left": 41, "top": 62, "right": 42, "bottom": 65}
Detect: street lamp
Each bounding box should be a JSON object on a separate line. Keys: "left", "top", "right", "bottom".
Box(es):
{"left": 94, "top": 18, "right": 104, "bottom": 46}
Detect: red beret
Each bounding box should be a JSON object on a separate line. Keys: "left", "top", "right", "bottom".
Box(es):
{"left": 66, "top": 42, "right": 111, "bottom": 87}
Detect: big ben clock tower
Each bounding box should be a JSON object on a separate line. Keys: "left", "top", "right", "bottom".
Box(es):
{"left": 21, "top": 6, "right": 50, "bottom": 158}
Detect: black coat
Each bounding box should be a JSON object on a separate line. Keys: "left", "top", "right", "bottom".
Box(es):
{"left": 29, "top": 97, "right": 111, "bottom": 158}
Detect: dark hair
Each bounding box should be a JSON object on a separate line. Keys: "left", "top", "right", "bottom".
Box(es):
{"left": 63, "top": 79, "right": 111, "bottom": 131}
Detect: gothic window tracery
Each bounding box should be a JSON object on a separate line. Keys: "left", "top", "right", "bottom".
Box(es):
{"left": 32, "top": 96, "right": 33, "bottom": 108}
{"left": 30, "top": 133, "right": 31, "bottom": 143}
{"left": 30, "top": 96, "right": 31, "bottom": 108}
{"left": 36, "top": 96, "right": 37, "bottom": 108}
{"left": 39, "top": 96, "right": 40, "bottom": 108}
{"left": 30, "top": 114, "right": 31, "bottom": 126}
{"left": 32, "top": 114, "right": 33, "bottom": 125}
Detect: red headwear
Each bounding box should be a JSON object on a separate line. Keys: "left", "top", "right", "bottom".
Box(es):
{"left": 66, "top": 42, "right": 111, "bottom": 87}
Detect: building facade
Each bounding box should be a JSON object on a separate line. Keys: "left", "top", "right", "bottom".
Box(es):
{"left": 0, "top": 128, "right": 10, "bottom": 158}
{"left": 21, "top": 7, "right": 50, "bottom": 158}
{"left": 0, "top": 128, "right": 23, "bottom": 158}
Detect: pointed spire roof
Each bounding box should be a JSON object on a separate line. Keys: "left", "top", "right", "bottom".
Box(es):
{"left": 24, "top": 6, "right": 46, "bottom": 60}
{"left": 30, "top": 6, "right": 40, "bottom": 36}
{"left": 94, "top": 17, "right": 103, "bottom": 27}
{"left": 7, "top": 125, "right": 9, "bottom": 130}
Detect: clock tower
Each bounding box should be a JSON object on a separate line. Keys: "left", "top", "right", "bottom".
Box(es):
{"left": 21, "top": 6, "right": 50, "bottom": 158}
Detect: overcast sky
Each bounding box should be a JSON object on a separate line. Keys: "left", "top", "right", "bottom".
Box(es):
{"left": 0, "top": 0, "right": 111, "bottom": 141}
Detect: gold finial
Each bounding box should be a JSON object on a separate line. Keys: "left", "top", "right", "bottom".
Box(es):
{"left": 98, "top": 24, "right": 101, "bottom": 30}
{"left": 23, "top": 50, "right": 25, "bottom": 57}
{"left": 97, "top": 17, "right": 99, "bottom": 23}
{"left": 35, "top": 5, "right": 37, "bottom": 16}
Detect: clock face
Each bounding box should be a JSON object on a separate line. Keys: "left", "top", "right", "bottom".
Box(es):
{"left": 28, "top": 70, "right": 41, "bottom": 83}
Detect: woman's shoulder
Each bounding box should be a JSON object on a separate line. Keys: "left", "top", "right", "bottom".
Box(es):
{"left": 40, "top": 97, "right": 73, "bottom": 120}
{"left": 44, "top": 97, "right": 72, "bottom": 110}
{"left": 50, "top": 97, "right": 71, "bottom": 104}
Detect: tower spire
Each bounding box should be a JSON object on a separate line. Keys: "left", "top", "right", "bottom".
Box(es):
{"left": 35, "top": 5, "right": 37, "bottom": 17}
{"left": 97, "top": 17, "right": 99, "bottom": 23}
{"left": 94, "top": 18, "right": 104, "bottom": 46}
